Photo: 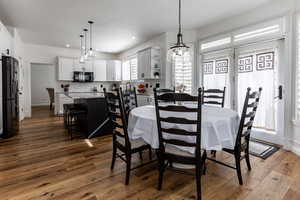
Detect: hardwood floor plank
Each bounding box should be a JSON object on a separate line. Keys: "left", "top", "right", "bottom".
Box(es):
{"left": 0, "top": 107, "right": 299, "bottom": 200}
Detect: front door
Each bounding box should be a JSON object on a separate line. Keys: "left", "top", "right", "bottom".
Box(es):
{"left": 234, "top": 40, "right": 284, "bottom": 145}
{"left": 201, "top": 40, "right": 285, "bottom": 145}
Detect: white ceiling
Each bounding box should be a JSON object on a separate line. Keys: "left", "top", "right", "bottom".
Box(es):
{"left": 0, "top": 0, "right": 273, "bottom": 53}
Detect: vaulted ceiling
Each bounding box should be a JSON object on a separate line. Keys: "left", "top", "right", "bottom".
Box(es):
{"left": 0, "top": 0, "right": 273, "bottom": 53}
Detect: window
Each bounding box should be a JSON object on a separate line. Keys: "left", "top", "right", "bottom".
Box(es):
{"left": 122, "top": 60, "right": 130, "bottom": 81}
{"left": 122, "top": 56, "right": 138, "bottom": 81}
{"left": 173, "top": 50, "right": 193, "bottom": 93}
{"left": 130, "top": 57, "right": 138, "bottom": 80}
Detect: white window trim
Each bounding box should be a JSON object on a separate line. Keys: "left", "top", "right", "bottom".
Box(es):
{"left": 295, "top": 13, "right": 300, "bottom": 122}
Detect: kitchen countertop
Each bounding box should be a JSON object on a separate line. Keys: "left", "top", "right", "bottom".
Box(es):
{"left": 56, "top": 92, "right": 105, "bottom": 99}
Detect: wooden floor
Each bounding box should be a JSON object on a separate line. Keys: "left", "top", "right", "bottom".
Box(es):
{"left": 0, "top": 106, "right": 300, "bottom": 200}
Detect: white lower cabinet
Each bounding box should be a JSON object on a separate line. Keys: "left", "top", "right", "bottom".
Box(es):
{"left": 137, "top": 95, "right": 153, "bottom": 106}
{"left": 55, "top": 94, "right": 74, "bottom": 115}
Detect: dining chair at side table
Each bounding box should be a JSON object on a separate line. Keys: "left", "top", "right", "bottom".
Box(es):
{"left": 155, "top": 87, "right": 176, "bottom": 104}
{"left": 203, "top": 87, "right": 226, "bottom": 107}
{"left": 120, "top": 87, "right": 138, "bottom": 123}
{"left": 153, "top": 88, "right": 207, "bottom": 200}
{"left": 103, "top": 88, "right": 153, "bottom": 185}
{"left": 46, "top": 88, "right": 55, "bottom": 110}
{"left": 207, "top": 87, "right": 262, "bottom": 185}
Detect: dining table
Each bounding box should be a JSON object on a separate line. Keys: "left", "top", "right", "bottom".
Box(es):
{"left": 127, "top": 104, "right": 240, "bottom": 154}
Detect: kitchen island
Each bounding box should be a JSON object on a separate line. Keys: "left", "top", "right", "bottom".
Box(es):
{"left": 60, "top": 92, "right": 112, "bottom": 138}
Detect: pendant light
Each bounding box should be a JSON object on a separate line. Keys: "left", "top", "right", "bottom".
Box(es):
{"left": 169, "top": 0, "right": 189, "bottom": 57}
{"left": 83, "top": 28, "right": 89, "bottom": 60}
{"left": 79, "top": 34, "right": 85, "bottom": 63}
{"left": 88, "top": 21, "right": 96, "bottom": 57}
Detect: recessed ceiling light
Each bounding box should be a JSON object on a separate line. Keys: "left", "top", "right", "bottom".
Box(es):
{"left": 66, "top": 44, "right": 70, "bottom": 48}
{"left": 131, "top": 36, "right": 136, "bottom": 40}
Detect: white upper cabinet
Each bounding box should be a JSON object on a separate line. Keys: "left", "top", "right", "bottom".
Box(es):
{"left": 106, "top": 60, "right": 122, "bottom": 81}
{"left": 57, "top": 57, "right": 121, "bottom": 82}
{"left": 137, "top": 47, "right": 160, "bottom": 79}
{"left": 57, "top": 57, "right": 74, "bottom": 81}
{"left": 84, "top": 60, "right": 94, "bottom": 72}
{"left": 94, "top": 60, "right": 107, "bottom": 81}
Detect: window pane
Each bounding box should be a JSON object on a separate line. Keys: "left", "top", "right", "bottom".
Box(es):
{"left": 173, "top": 52, "right": 192, "bottom": 93}
{"left": 122, "top": 60, "right": 130, "bottom": 81}
{"left": 130, "top": 58, "right": 138, "bottom": 80}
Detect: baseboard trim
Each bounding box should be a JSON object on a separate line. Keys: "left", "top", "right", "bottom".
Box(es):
{"left": 288, "top": 139, "right": 300, "bottom": 156}
{"left": 32, "top": 104, "right": 49, "bottom": 107}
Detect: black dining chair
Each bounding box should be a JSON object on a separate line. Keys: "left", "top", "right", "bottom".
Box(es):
{"left": 153, "top": 88, "right": 207, "bottom": 200}
{"left": 120, "top": 87, "right": 138, "bottom": 122}
{"left": 155, "top": 87, "right": 176, "bottom": 104}
{"left": 207, "top": 87, "right": 262, "bottom": 185}
{"left": 103, "top": 88, "right": 153, "bottom": 185}
{"left": 203, "top": 87, "right": 226, "bottom": 107}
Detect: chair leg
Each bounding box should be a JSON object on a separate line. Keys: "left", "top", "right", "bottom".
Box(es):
{"left": 235, "top": 154, "right": 243, "bottom": 185}
{"left": 50, "top": 102, "right": 52, "bottom": 110}
{"left": 125, "top": 153, "right": 132, "bottom": 185}
{"left": 211, "top": 150, "right": 216, "bottom": 157}
{"left": 245, "top": 146, "right": 252, "bottom": 171}
{"left": 139, "top": 151, "right": 143, "bottom": 160}
{"left": 111, "top": 142, "right": 117, "bottom": 170}
{"left": 157, "top": 156, "right": 165, "bottom": 190}
{"left": 148, "top": 147, "right": 152, "bottom": 160}
{"left": 195, "top": 164, "right": 203, "bottom": 200}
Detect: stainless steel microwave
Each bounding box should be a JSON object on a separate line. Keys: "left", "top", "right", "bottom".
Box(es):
{"left": 73, "top": 71, "right": 94, "bottom": 82}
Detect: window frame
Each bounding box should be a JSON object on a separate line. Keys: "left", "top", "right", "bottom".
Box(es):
{"left": 122, "top": 55, "right": 138, "bottom": 81}
{"left": 171, "top": 43, "right": 195, "bottom": 94}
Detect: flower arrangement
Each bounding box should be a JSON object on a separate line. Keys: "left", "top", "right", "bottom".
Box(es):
{"left": 176, "top": 83, "right": 186, "bottom": 93}
{"left": 61, "top": 84, "right": 70, "bottom": 92}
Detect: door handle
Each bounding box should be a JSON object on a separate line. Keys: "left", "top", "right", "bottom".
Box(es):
{"left": 274, "top": 85, "right": 283, "bottom": 100}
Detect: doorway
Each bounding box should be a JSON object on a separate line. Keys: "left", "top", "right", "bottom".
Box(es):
{"left": 201, "top": 40, "right": 285, "bottom": 145}
{"left": 30, "top": 63, "right": 56, "bottom": 108}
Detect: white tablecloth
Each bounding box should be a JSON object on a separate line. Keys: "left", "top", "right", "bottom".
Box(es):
{"left": 128, "top": 105, "right": 240, "bottom": 153}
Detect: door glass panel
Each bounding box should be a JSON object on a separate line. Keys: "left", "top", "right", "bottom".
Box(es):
{"left": 202, "top": 50, "right": 232, "bottom": 108}
{"left": 237, "top": 47, "right": 277, "bottom": 132}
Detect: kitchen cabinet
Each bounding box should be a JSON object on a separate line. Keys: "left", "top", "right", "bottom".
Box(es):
{"left": 85, "top": 60, "right": 94, "bottom": 72}
{"left": 137, "top": 47, "right": 160, "bottom": 80}
{"left": 106, "top": 60, "right": 122, "bottom": 81}
{"left": 57, "top": 57, "right": 122, "bottom": 82}
{"left": 137, "top": 95, "right": 154, "bottom": 106}
{"left": 57, "top": 57, "right": 74, "bottom": 81}
{"left": 73, "top": 58, "right": 85, "bottom": 72}
{"left": 94, "top": 60, "right": 107, "bottom": 81}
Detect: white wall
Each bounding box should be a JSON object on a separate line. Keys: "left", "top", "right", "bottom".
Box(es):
{"left": 31, "top": 64, "right": 56, "bottom": 106}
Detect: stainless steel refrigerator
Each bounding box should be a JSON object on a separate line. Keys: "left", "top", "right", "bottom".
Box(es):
{"left": 0, "top": 56, "right": 19, "bottom": 138}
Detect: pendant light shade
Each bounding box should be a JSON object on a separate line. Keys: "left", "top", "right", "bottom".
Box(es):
{"left": 79, "top": 34, "right": 85, "bottom": 63}
{"left": 88, "top": 21, "right": 96, "bottom": 57}
{"left": 169, "top": 0, "right": 189, "bottom": 58}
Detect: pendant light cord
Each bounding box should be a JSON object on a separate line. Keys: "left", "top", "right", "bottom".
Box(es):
{"left": 179, "top": 0, "right": 181, "bottom": 34}
{"left": 84, "top": 29, "right": 88, "bottom": 55}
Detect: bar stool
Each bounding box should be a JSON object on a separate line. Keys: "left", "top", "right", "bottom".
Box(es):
{"left": 63, "top": 104, "right": 87, "bottom": 139}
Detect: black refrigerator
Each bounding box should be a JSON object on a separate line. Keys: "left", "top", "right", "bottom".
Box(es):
{"left": 1, "top": 56, "right": 19, "bottom": 138}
